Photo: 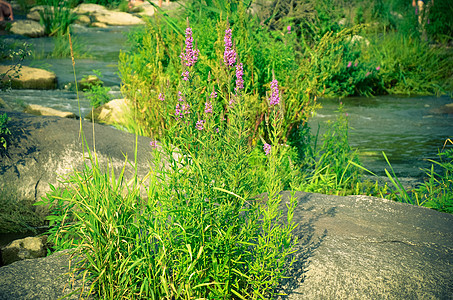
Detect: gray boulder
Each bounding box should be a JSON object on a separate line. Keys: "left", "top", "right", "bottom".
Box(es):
{"left": 276, "top": 191, "right": 453, "bottom": 299}
{"left": 9, "top": 20, "right": 45, "bottom": 38}
{"left": 0, "top": 109, "right": 160, "bottom": 216}
{"left": 0, "top": 249, "right": 93, "bottom": 299}
{"left": 1, "top": 236, "right": 48, "bottom": 266}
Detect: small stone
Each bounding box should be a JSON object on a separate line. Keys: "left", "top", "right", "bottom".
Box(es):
{"left": 1, "top": 236, "right": 48, "bottom": 265}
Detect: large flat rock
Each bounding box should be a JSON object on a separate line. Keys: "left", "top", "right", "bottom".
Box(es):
{"left": 276, "top": 191, "right": 453, "bottom": 299}
{"left": 0, "top": 249, "right": 92, "bottom": 299}
{"left": 0, "top": 65, "right": 56, "bottom": 90}
{"left": 0, "top": 109, "right": 159, "bottom": 210}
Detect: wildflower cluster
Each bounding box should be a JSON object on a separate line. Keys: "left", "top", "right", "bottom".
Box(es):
{"left": 180, "top": 26, "right": 199, "bottom": 67}
{"left": 224, "top": 28, "right": 236, "bottom": 67}
{"left": 269, "top": 79, "right": 280, "bottom": 106}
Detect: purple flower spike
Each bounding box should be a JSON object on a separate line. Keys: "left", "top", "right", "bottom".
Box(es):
{"left": 347, "top": 61, "right": 352, "bottom": 68}
{"left": 150, "top": 140, "right": 158, "bottom": 148}
{"left": 158, "top": 93, "right": 165, "bottom": 101}
{"left": 354, "top": 61, "right": 358, "bottom": 67}
{"left": 204, "top": 101, "right": 213, "bottom": 113}
{"left": 178, "top": 91, "right": 184, "bottom": 102}
{"left": 224, "top": 28, "right": 236, "bottom": 67}
{"left": 376, "top": 66, "right": 381, "bottom": 71}
{"left": 287, "top": 25, "right": 291, "bottom": 33}
{"left": 235, "top": 63, "right": 244, "bottom": 94}
{"left": 182, "top": 71, "right": 189, "bottom": 81}
{"left": 263, "top": 143, "right": 271, "bottom": 156}
{"left": 269, "top": 79, "right": 280, "bottom": 106}
{"left": 180, "top": 25, "right": 200, "bottom": 67}
{"left": 365, "top": 71, "right": 371, "bottom": 77}
{"left": 196, "top": 120, "right": 205, "bottom": 130}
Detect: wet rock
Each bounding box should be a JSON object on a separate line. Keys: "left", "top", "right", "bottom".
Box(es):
{"left": 24, "top": 104, "right": 78, "bottom": 119}
{"left": 84, "top": 99, "right": 130, "bottom": 126}
{"left": 430, "top": 103, "right": 453, "bottom": 115}
{"left": 9, "top": 20, "right": 45, "bottom": 38}
{"left": 1, "top": 236, "right": 48, "bottom": 266}
{"left": 91, "top": 21, "right": 108, "bottom": 28}
{"left": 0, "top": 249, "right": 93, "bottom": 299}
{"left": 0, "top": 65, "right": 57, "bottom": 90}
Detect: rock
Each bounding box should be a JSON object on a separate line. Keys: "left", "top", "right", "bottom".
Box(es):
{"left": 0, "top": 65, "right": 57, "bottom": 90}
{"left": 0, "top": 109, "right": 159, "bottom": 213}
{"left": 9, "top": 20, "right": 45, "bottom": 38}
{"left": 84, "top": 99, "right": 130, "bottom": 126}
{"left": 24, "top": 104, "right": 78, "bottom": 119}
{"left": 1, "top": 236, "right": 48, "bottom": 265}
{"left": 26, "top": 5, "right": 51, "bottom": 21}
{"left": 79, "top": 75, "right": 101, "bottom": 90}
{"left": 93, "top": 10, "right": 144, "bottom": 26}
{"left": 430, "top": 103, "right": 453, "bottom": 115}
{"left": 75, "top": 14, "right": 91, "bottom": 25}
{"left": 72, "top": 3, "right": 109, "bottom": 15}
{"left": 91, "top": 21, "right": 108, "bottom": 28}
{"left": 0, "top": 249, "right": 93, "bottom": 299}
{"left": 274, "top": 191, "right": 453, "bottom": 299}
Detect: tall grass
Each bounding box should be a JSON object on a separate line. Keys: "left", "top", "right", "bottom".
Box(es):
{"left": 38, "top": 20, "right": 300, "bottom": 299}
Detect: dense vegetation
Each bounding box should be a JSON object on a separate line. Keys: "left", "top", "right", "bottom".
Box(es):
{"left": 1, "top": 0, "right": 451, "bottom": 298}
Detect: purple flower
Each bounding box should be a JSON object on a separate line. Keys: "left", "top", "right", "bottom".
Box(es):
{"left": 210, "top": 90, "right": 217, "bottom": 99}
{"left": 347, "top": 61, "right": 352, "bottom": 68}
{"left": 178, "top": 91, "right": 184, "bottom": 102}
{"left": 354, "top": 61, "right": 358, "bottom": 67}
{"left": 216, "top": 127, "right": 219, "bottom": 133}
{"left": 182, "top": 103, "right": 190, "bottom": 115}
{"left": 365, "top": 71, "right": 371, "bottom": 77}
{"left": 150, "top": 140, "right": 158, "bottom": 148}
{"left": 235, "top": 63, "right": 244, "bottom": 94}
{"left": 175, "top": 103, "right": 181, "bottom": 119}
{"left": 181, "top": 71, "right": 189, "bottom": 81}
{"left": 180, "top": 26, "right": 200, "bottom": 67}
{"left": 224, "top": 28, "right": 236, "bottom": 67}
{"left": 269, "top": 79, "right": 280, "bottom": 106}
{"left": 287, "top": 25, "right": 291, "bottom": 33}
{"left": 376, "top": 66, "right": 380, "bottom": 71}
{"left": 158, "top": 93, "right": 165, "bottom": 101}
{"left": 263, "top": 143, "right": 271, "bottom": 156}
{"left": 196, "top": 120, "right": 205, "bottom": 130}
{"left": 204, "top": 101, "right": 213, "bottom": 113}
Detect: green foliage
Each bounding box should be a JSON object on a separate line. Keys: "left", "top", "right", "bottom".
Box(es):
{"left": 0, "top": 40, "right": 31, "bottom": 91}
{"left": 82, "top": 70, "right": 111, "bottom": 108}
{"left": 425, "top": 0, "right": 453, "bottom": 44}
{"left": 0, "top": 113, "right": 11, "bottom": 150}
{"left": 38, "top": 0, "right": 78, "bottom": 37}
{"left": 119, "top": 6, "right": 319, "bottom": 145}
{"left": 0, "top": 188, "right": 44, "bottom": 233}
{"left": 83, "top": 0, "right": 122, "bottom": 9}
{"left": 291, "top": 103, "right": 361, "bottom": 195}
{"left": 364, "top": 32, "right": 453, "bottom": 95}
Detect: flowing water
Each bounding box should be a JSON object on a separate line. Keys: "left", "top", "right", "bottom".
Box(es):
{"left": 310, "top": 96, "right": 453, "bottom": 178}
